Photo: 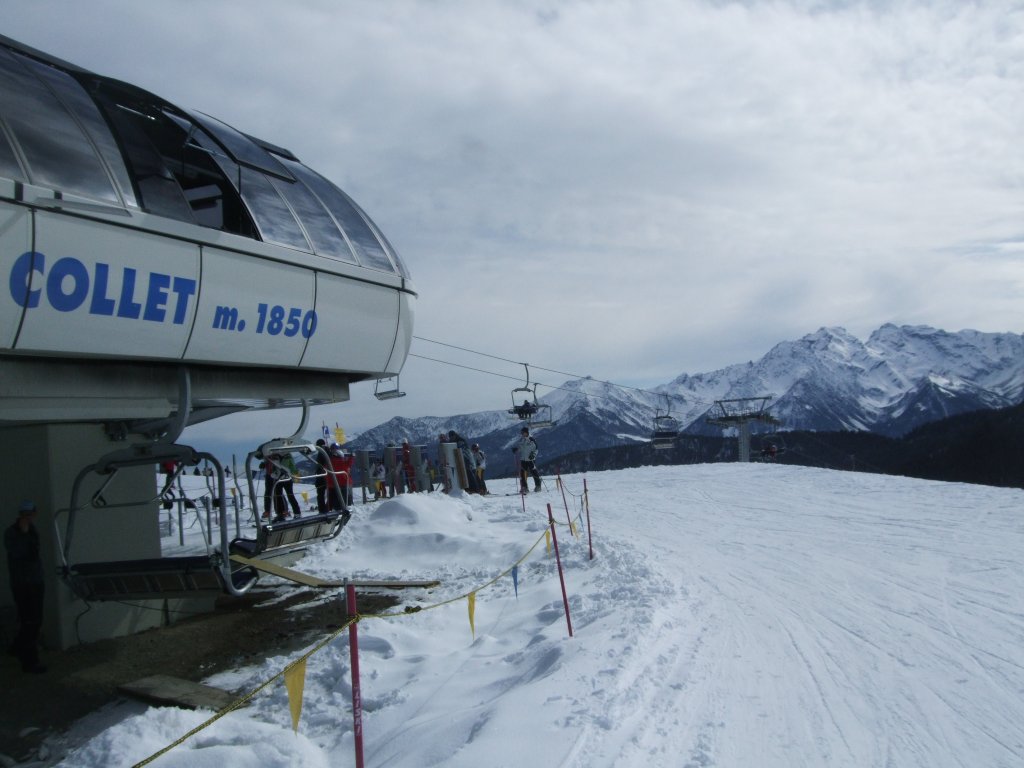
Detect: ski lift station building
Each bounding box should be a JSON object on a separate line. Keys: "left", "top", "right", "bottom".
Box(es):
{"left": 0, "top": 35, "right": 415, "bottom": 647}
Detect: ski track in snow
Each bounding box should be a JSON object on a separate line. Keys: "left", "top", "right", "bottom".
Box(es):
{"left": 540, "top": 465, "right": 1024, "bottom": 768}
{"left": 577, "top": 465, "right": 1024, "bottom": 768}
{"left": 336, "top": 465, "right": 1024, "bottom": 767}
{"left": 55, "top": 464, "right": 1024, "bottom": 768}
{"left": 328, "top": 466, "right": 1023, "bottom": 767}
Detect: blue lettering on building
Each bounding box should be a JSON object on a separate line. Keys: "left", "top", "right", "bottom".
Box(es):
{"left": 8, "top": 251, "right": 196, "bottom": 324}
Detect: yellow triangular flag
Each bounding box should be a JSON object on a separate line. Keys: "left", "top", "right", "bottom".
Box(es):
{"left": 301, "top": 491, "right": 309, "bottom": 503}
{"left": 545, "top": 529, "right": 551, "bottom": 553}
{"left": 468, "top": 591, "right": 476, "bottom": 639}
{"left": 284, "top": 659, "right": 307, "bottom": 732}
{"left": 334, "top": 426, "right": 346, "bottom": 445}
{"left": 570, "top": 520, "right": 578, "bottom": 538}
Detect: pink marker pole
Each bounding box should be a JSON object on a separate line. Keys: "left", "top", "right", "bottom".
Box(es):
{"left": 547, "top": 504, "right": 574, "bottom": 638}
{"left": 347, "top": 583, "right": 365, "bottom": 768}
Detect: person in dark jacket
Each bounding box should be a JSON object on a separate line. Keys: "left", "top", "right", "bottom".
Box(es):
{"left": 267, "top": 452, "right": 302, "bottom": 521}
{"left": 314, "top": 439, "right": 330, "bottom": 513}
{"left": 5, "top": 500, "right": 46, "bottom": 673}
{"left": 471, "top": 443, "right": 489, "bottom": 495}
{"left": 447, "top": 430, "right": 481, "bottom": 493}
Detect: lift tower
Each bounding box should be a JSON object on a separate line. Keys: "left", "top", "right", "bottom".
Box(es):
{"left": 707, "top": 397, "right": 780, "bottom": 462}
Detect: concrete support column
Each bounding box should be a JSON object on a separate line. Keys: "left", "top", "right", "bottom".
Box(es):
{"left": 0, "top": 424, "right": 174, "bottom": 649}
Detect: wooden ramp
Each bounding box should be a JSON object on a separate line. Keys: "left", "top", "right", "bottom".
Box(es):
{"left": 119, "top": 674, "right": 236, "bottom": 711}
{"left": 230, "top": 555, "right": 439, "bottom": 590}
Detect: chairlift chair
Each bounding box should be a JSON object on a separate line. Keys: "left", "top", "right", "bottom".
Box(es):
{"left": 234, "top": 432, "right": 348, "bottom": 558}
{"left": 507, "top": 364, "right": 555, "bottom": 428}
{"left": 650, "top": 394, "right": 679, "bottom": 449}
{"left": 651, "top": 415, "right": 679, "bottom": 450}
{"left": 756, "top": 430, "right": 787, "bottom": 461}
{"left": 57, "top": 442, "right": 259, "bottom": 601}
{"left": 375, "top": 376, "right": 406, "bottom": 400}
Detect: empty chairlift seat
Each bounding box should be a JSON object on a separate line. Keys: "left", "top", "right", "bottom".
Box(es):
{"left": 229, "top": 511, "right": 349, "bottom": 558}
{"left": 57, "top": 442, "right": 260, "bottom": 602}
{"left": 66, "top": 556, "right": 259, "bottom": 602}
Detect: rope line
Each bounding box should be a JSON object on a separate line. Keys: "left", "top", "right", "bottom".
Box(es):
{"left": 133, "top": 617, "right": 358, "bottom": 767}
{"left": 133, "top": 494, "right": 590, "bottom": 765}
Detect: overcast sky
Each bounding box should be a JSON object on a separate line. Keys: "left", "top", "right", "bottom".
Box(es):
{"left": 6, "top": 0, "right": 1023, "bottom": 439}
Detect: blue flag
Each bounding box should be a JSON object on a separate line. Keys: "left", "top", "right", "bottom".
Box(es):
{"left": 512, "top": 565, "right": 519, "bottom": 598}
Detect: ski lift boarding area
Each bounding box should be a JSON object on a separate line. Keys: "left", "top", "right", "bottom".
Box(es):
{"left": 0, "top": 34, "right": 417, "bottom": 650}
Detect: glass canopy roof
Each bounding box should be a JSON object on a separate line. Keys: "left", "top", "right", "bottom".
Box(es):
{"left": 0, "top": 37, "right": 409, "bottom": 279}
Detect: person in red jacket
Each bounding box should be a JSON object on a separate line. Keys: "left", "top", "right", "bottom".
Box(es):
{"left": 328, "top": 444, "right": 354, "bottom": 513}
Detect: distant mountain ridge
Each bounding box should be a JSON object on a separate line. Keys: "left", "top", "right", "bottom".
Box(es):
{"left": 348, "top": 324, "right": 1024, "bottom": 477}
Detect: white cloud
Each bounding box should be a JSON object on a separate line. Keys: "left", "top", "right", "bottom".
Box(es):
{"left": 5, "top": 0, "right": 1022, "bottom": 433}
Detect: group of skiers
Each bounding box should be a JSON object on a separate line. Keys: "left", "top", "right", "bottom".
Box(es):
{"left": 256, "top": 424, "right": 544, "bottom": 521}
{"left": 435, "top": 426, "right": 541, "bottom": 495}
{"left": 370, "top": 438, "right": 426, "bottom": 499}
{"left": 260, "top": 440, "right": 353, "bottom": 524}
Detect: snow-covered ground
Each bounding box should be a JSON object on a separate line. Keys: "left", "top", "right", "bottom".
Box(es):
{"left": 50, "top": 464, "right": 1024, "bottom": 767}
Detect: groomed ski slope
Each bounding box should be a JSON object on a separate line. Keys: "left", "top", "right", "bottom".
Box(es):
{"left": 60, "top": 464, "right": 1024, "bottom": 768}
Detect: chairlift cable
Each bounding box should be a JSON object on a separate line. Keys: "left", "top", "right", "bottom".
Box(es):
{"left": 409, "top": 352, "right": 677, "bottom": 410}
{"left": 411, "top": 337, "right": 716, "bottom": 408}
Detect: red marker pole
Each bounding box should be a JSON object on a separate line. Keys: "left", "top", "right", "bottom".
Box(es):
{"left": 346, "top": 583, "right": 365, "bottom": 768}
{"left": 547, "top": 503, "right": 573, "bottom": 638}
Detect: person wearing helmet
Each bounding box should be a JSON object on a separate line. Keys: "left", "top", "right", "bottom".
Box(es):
{"left": 471, "top": 443, "right": 488, "bottom": 494}
{"left": 513, "top": 426, "right": 542, "bottom": 493}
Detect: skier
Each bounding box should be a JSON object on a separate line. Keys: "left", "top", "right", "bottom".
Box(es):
{"left": 328, "top": 444, "right": 354, "bottom": 513}
{"left": 371, "top": 459, "right": 387, "bottom": 500}
{"left": 314, "top": 439, "right": 330, "bottom": 513}
{"left": 269, "top": 452, "right": 301, "bottom": 521}
{"left": 513, "top": 426, "right": 542, "bottom": 493}
{"left": 471, "top": 443, "right": 488, "bottom": 494}
{"left": 401, "top": 438, "right": 418, "bottom": 492}
{"left": 447, "top": 430, "right": 481, "bottom": 493}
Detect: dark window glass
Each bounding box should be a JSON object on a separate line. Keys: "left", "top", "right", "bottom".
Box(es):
{"left": 351, "top": 197, "right": 411, "bottom": 280}
{"left": 163, "top": 118, "right": 257, "bottom": 237}
{"left": 269, "top": 175, "right": 354, "bottom": 262}
{"left": 238, "top": 166, "right": 309, "bottom": 250}
{"left": 91, "top": 92, "right": 196, "bottom": 223}
{"left": 0, "top": 48, "right": 118, "bottom": 202}
{"left": 187, "top": 110, "right": 294, "bottom": 181}
{"left": 0, "top": 124, "right": 25, "bottom": 181}
{"left": 282, "top": 160, "right": 396, "bottom": 273}
{"left": 24, "top": 58, "right": 137, "bottom": 207}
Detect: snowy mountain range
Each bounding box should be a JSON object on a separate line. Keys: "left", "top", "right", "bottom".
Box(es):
{"left": 349, "top": 324, "right": 1024, "bottom": 475}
